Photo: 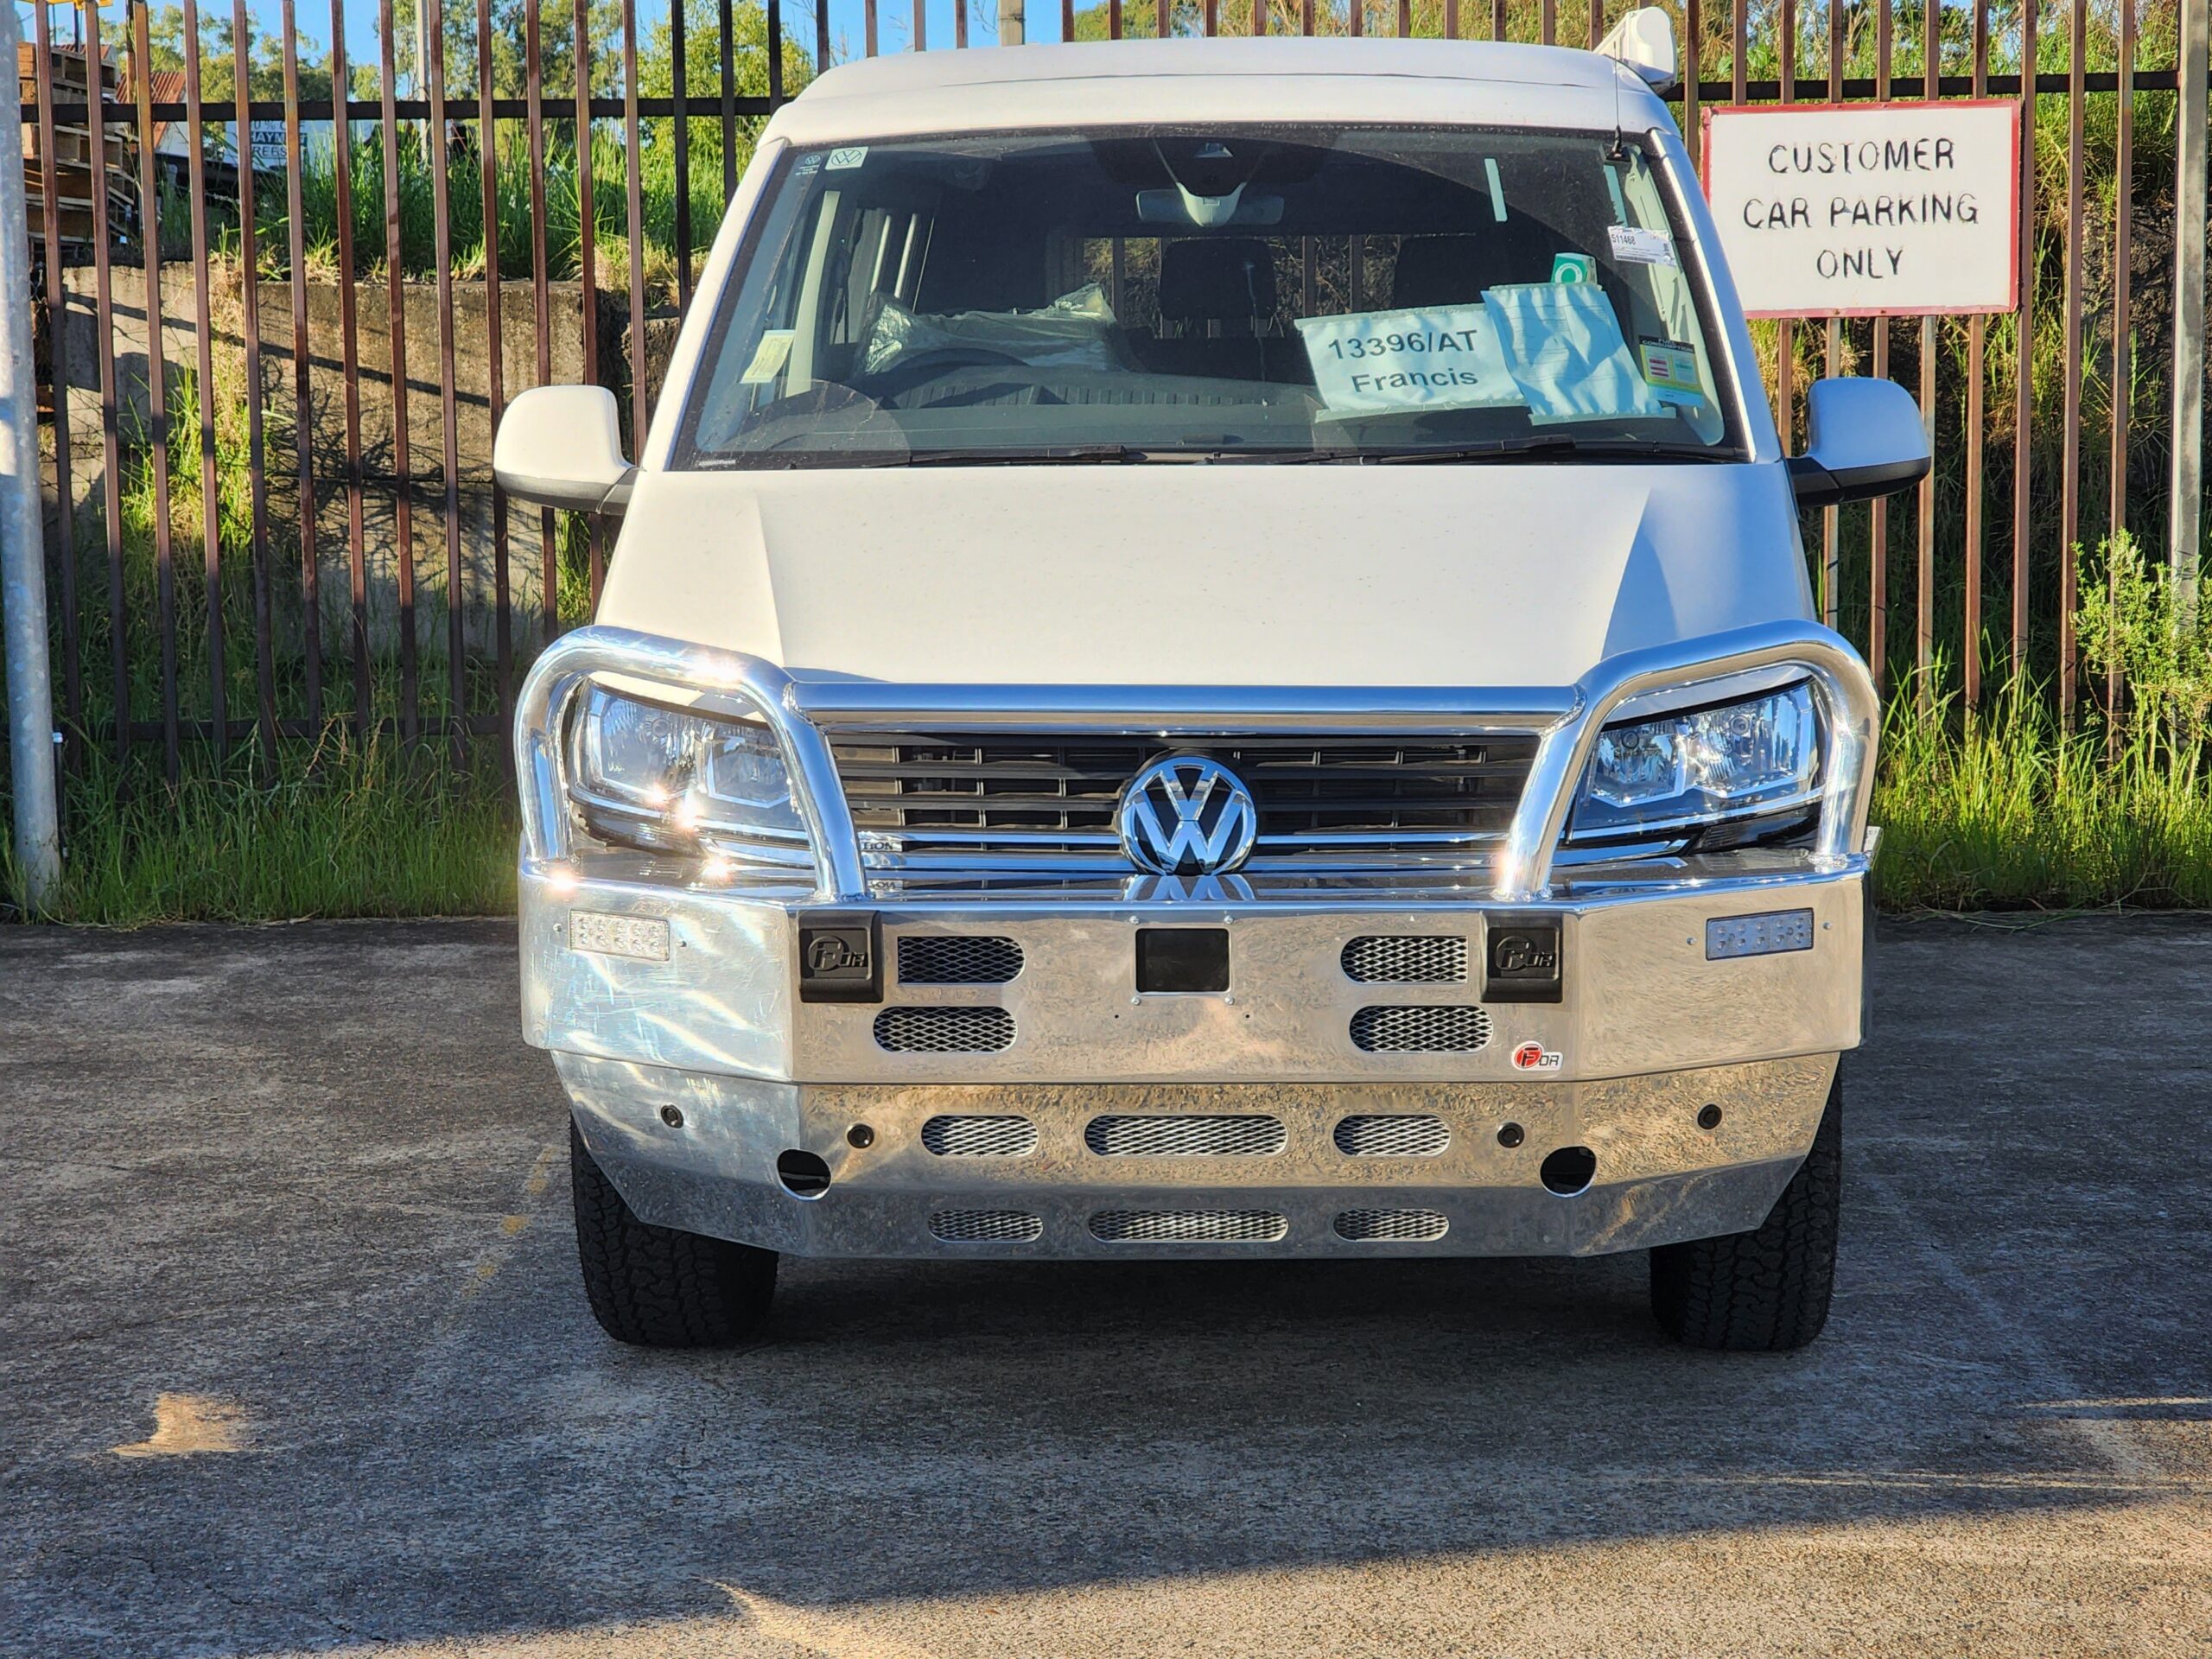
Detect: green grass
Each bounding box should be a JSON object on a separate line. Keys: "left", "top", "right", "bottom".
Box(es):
{"left": 1874, "top": 678, "right": 2212, "bottom": 910}
{"left": 3, "top": 734, "right": 517, "bottom": 925}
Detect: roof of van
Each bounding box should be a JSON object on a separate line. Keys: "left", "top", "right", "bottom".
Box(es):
{"left": 770, "top": 38, "right": 1647, "bottom": 143}
{"left": 804, "top": 37, "right": 1626, "bottom": 99}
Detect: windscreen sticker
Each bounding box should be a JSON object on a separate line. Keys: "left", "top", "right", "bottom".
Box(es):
{"left": 824, "top": 145, "right": 868, "bottom": 171}
{"left": 1550, "top": 252, "right": 1596, "bottom": 286}
{"left": 1607, "top": 225, "right": 1677, "bottom": 266}
{"left": 1482, "top": 283, "right": 1667, "bottom": 424}
{"left": 740, "top": 328, "right": 797, "bottom": 384}
{"left": 1638, "top": 338, "right": 1705, "bottom": 408}
{"left": 1295, "top": 306, "right": 1523, "bottom": 416}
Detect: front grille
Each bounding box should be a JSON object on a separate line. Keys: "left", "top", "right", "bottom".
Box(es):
{"left": 920, "top": 1114, "right": 1038, "bottom": 1156}
{"left": 899, "top": 936, "right": 1025, "bottom": 984}
{"left": 1341, "top": 935, "right": 1467, "bottom": 982}
{"left": 1084, "top": 1115, "right": 1287, "bottom": 1157}
{"left": 1333, "top": 1114, "right": 1451, "bottom": 1156}
{"left": 874, "top": 1007, "right": 1016, "bottom": 1053}
{"left": 930, "top": 1208, "right": 1045, "bottom": 1243}
{"left": 1089, "top": 1209, "right": 1289, "bottom": 1243}
{"left": 1334, "top": 1208, "right": 1451, "bottom": 1242}
{"left": 830, "top": 732, "right": 1537, "bottom": 867}
{"left": 1350, "top": 1005, "right": 1493, "bottom": 1053}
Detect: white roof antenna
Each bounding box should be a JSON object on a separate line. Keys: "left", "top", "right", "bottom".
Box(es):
{"left": 1597, "top": 6, "right": 1681, "bottom": 93}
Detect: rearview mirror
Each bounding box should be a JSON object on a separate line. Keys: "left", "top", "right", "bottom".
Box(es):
{"left": 494, "top": 385, "right": 636, "bottom": 514}
{"left": 1789, "top": 377, "right": 1932, "bottom": 507}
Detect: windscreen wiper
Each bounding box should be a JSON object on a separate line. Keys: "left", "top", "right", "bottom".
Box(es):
{"left": 692, "top": 444, "right": 1149, "bottom": 469}
{"left": 1365, "top": 436, "right": 1736, "bottom": 465}
{"left": 900, "top": 445, "right": 1151, "bottom": 466}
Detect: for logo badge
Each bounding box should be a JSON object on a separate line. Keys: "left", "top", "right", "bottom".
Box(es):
{"left": 797, "top": 911, "right": 880, "bottom": 1003}
{"left": 1512, "top": 1041, "right": 1565, "bottom": 1072}
{"left": 1116, "top": 755, "right": 1260, "bottom": 877}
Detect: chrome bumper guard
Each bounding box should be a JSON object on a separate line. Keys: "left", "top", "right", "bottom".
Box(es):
{"left": 516, "top": 621, "right": 1878, "bottom": 1259}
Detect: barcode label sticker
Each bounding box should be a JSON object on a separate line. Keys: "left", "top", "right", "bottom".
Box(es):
{"left": 1608, "top": 225, "right": 1676, "bottom": 266}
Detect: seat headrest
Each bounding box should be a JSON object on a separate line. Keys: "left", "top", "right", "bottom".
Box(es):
{"left": 1390, "top": 225, "right": 1560, "bottom": 309}
{"left": 1158, "top": 238, "right": 1279, "bottom": 321}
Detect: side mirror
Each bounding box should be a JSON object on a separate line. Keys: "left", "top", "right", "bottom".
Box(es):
{"left": 1789, "top": 377, "right": 1932, "bottom": 507}
{"left": 493, "top": 385, "right": 637, "bottom": 514}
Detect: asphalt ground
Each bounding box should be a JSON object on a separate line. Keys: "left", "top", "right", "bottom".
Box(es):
{"left": 3, "top": 915, "right": 2209, "bottom": 1658}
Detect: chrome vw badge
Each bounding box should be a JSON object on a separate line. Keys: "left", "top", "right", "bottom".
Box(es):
{"left": 1116, "top": 755, "right": 1259, "bottom": 876}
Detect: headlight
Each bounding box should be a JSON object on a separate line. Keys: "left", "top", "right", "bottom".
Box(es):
{"left": 569, "top": 685, "right": 809, "bottom": 861}
{"left": 1570, "top": 680, "right": 1821, "bottom": 844}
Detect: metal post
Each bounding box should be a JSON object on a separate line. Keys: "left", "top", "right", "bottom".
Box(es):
{"left": 0, "top": 0, "right": 62, "bottom": 911}
{"left": 415, "top": 0, "right": 435, "bottom": 161}
{"left": 2173, "top": 0, "right": 2209, "bottom": 630}
{"left": 1000, "top": 0, "right": 1025, "bottom": 43}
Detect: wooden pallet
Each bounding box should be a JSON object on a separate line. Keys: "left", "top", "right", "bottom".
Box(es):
{"left": 18, "top": 41, "right": 133, "bottom": 255}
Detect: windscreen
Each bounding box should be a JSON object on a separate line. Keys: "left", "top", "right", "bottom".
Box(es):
{"left": 674, "top": 125, "right": 1739, "bottom": 467}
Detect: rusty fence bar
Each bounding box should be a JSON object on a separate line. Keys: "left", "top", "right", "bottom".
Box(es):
{"left": 6, "top": 0, "right": 2207, "bottom": 801}
{"left": 1963, "top": 0, "right": 1988, "bottom": 712}
{"left": 29, "top": 0, "right": 77, "bottom": 747}
{"left": 2013, "top": 0, "right": 2039, "bottom": 677}
{"left": 1866, "top": 0, "right": 1890, "bottom": 698}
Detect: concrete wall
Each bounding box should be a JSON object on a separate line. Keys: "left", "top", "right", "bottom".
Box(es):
{"left": 43, "top": 265, "right": 674, "bottom": 659}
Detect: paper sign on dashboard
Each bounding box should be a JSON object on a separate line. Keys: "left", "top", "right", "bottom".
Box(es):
{"left": 1294, "top": 306, "right": 1522, "bottom": 416}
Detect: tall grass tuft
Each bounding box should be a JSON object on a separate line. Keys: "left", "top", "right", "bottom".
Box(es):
{"left": 4, "top": 732, "right": 517, "bottom": 925}
{"left": 1872, "top": 535, "right": 2212, "bottom": 911}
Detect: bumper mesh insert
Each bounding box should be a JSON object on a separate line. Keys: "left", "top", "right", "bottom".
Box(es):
{"left": 1333, "top": 1114, "right": 1451, "bottom": 1156}
{"left": 1088, "top": 1209, "right": 1289, "bottom": 1243}
{"left": 930, "top": 1208, "right": 1045, "bottom": 1243}
{"left": 1350, "top": 1005, "right": 1492, "bottom": 1053}
{"left": 1084, "top": 1115, "right": 1287, "bottom": 1157}
{"left": 874, "top": 1006, "right": 1016, "bottom": 1053}
{"left": 1334, "top": 1208, "right": 1451, "bottom": 1242}
{"left": 898, "top": 935, "right": 1025, "bottom": 985}
{"left": 920, "top": 1114, "right": 1039, "bottom": 1157}
{"left": 1341, "top": 935, "right": 1467, "bottom": 983}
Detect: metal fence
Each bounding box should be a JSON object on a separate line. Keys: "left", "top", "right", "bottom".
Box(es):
{"left": 16, "top": 0, "right": 2211, "bottom": 785}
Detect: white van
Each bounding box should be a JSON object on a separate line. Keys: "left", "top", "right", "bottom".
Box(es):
{"left": 497, "top": 25, "right": 1927, "bottom": 1352}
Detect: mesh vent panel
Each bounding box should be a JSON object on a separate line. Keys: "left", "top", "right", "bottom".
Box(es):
{"left": 1341, "top": 936, "right": 1467, "bottom": 983}
{"left": 1334, "top": 1208, "right": 1451, "bottom": 1242}
{"left": 899, "top": 936, "right": 1025, "bottom": 985}
{"left": 929, "top": 1208, "right": 1045, "bottom": 1243}
{"left": 1333, "top": 1114, "right": 1451, "bottom": 1157}
{"left": 1089, "top": 1209, "right": 1289, "bottom": 1243}
{"left": 1350, "top": 1005, "right": 1492, "bottom": 1053}
{"left": 920, "top": 1115, "right": 1038, "bottom": 1157}
{"left": 1084, "top": 1116, "right": 1287, "bottom": 1157}
{"left": 874, "top": 1006, "right": 1016, "bottom": 1053}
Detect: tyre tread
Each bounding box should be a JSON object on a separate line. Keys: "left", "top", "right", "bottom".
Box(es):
{"left": 570, "top": 1122, "right": 777, "bottom": 1347}
{"left": 1649, "top": 1071, "right": 1841, "bottom": 1351}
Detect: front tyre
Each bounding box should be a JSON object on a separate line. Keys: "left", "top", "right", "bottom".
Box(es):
{"left": 569, "top": 1121, "right": 779, "bottom": 1347}
{"left": 1649, "top": 1068, "right": 1841, "bottom": 1351}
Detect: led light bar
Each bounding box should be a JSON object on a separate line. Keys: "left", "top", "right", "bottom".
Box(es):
{"left": 1705, "top": 907, "right": 1815, "bottom": 961}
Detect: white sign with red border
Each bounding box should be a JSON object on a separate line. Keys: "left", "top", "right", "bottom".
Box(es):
{"left": 1700, "top": 100, "right": 2021, "bottom": 318}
